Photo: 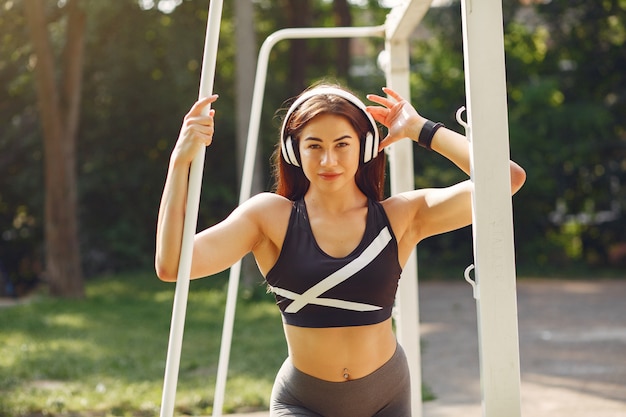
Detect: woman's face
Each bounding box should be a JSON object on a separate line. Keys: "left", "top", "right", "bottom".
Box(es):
{"left": 298, "top": 113, "right": 361, "bottom": 193}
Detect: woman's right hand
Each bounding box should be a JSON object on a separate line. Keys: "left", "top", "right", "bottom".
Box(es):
{"left": 366, "top": 87, "right": 426, "bottom": 151}
{"left": 171, "top": 94, "right": 219, "bottom": 165}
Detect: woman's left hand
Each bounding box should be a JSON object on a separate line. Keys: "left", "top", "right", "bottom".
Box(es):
{"left": 366, "top": 87, "right": 426, "bottom": 151}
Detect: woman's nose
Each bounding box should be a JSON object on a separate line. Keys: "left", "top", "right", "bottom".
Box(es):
{"left": 320, "top": 149, "right": 337, "bottom": 166}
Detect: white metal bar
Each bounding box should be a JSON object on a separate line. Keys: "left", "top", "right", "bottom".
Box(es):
{"left": 460, "top": 0, "right": 522, "bottom": 416}
{"left": 385, "top": 0, "right": 433, "bottom": 40}
{"left": 159, "top": 2, "right": 223, "bottom": 417}
{"left": 240, "top": 25, "right": 385, "bottom": 201}
{"left": 382, "top": 39, "right": 422, "bottom": 417}
{"left": 381, "top": 4, "right": 435, "bottom": 414}
{"left": 212, "top": 25, "right": 387, "bottom": 417}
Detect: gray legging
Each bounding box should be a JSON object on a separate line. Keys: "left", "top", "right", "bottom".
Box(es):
{"left": 270, "top": 344, "right": 411, "bottom": 417}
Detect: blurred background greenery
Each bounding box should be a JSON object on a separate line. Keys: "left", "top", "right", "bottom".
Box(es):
{"left": 0, "top": 271, "right": 288, "bottom": 415}
{"left": 1, "top": 1, "right": 625, "bottom": 415}
{"left": 1, "top": 0, "right": 625, "bottom": 298}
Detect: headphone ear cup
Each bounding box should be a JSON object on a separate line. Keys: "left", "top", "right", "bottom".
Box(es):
{"left": 362, "top": 131, "right": 374, "bottom": 164}
{"left": 284, "top": 136, "right": 301, "bottom": 167}
{"left": 280, "top": 136, "right": 290, "bottom": 163}
{"left": 371, "top": 131, "right": 379, "bottom": 160}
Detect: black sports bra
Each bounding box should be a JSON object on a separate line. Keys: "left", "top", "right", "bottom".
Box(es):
{"left": 265, "top": 198, "right": 402, "bottom": 328}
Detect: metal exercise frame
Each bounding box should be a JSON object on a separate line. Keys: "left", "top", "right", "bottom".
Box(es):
{"left": 160, "top": 1, "right": 522, "bottom": 416}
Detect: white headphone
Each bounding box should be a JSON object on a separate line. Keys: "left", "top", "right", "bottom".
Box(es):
{"left": 280, "top": 87, "right": 380, "bottom": 167}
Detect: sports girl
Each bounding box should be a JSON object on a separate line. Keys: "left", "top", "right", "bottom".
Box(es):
{"left": 155, "top": 84, "right": 525, "bottom": 416}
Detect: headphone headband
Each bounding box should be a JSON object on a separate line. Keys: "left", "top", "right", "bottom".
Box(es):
{"left": 280, "top": 87, "right": 379, "bottom": 167}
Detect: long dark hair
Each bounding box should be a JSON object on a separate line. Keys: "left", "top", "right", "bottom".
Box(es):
{"left": 272, "top": 84, "right": 386, "bottom": 201}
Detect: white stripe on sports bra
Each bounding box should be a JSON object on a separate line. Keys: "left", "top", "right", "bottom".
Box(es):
{"left": 269, "top": 286, "right": 382, "bottom": 312}
{"left": 269, "top": 226, "right": 392, "bottom": 313}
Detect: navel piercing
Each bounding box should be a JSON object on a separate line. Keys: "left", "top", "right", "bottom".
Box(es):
{"left": 343, "top": 368, "right": 350, "bottom": 380}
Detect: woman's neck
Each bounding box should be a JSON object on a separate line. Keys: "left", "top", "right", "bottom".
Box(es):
{"left": 304, "top": 185, "right": 367, "bottom": 215}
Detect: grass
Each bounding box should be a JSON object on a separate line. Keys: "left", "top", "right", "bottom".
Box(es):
{"left": 1, "top": 271, "right": 435, "bottom": 416}
{"left": 0, "top": 271, "right": 286, "bottom": 416}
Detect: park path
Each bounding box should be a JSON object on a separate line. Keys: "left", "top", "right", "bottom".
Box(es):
{"left": 226, "top": 279, "right": 626, "bottom": 417}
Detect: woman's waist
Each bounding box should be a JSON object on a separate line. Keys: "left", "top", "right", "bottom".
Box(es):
{"left": 284, "top": 319, "right": 397, "bottom": 382}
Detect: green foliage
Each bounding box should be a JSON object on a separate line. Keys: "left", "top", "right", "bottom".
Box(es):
{"left": 1, "top": 0, "right": 625, "bottom": 293}
{"left": 509, "top": 0, "right": 626, "bottom": 267}
{"left": 77, "top": 1, "right": 239, "bottom": 275}
{"left": 414, "top": 1, "right": 626, "bottom": 272}
{"left": 0, "top": 271, "right": 286, "bottom": 415}
{"left": 0, "top": 271, "right": 436, "bottom": 415}
{"left": 0, "top": 0, "right": 44, "bottom": 295}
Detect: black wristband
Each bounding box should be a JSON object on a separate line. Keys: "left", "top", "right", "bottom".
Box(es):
{"left": 418, "top": 120, "right": 444, "bottom": 150}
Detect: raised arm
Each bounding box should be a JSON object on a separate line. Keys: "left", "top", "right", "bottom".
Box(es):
{"left": 366, "top": 87, "right": 526, "bottom": 246}
{"left": 155, "top": 93, "right": 271, "bottom": 282}
{"left": 155, "top": 95, "right": 219, "bottom": 281}
{"left": 155, "top": 95, "right": 292, "bottom": 282}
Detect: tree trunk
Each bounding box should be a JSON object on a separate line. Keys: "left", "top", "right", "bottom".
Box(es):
{"left": 333, "top": 0, "right": 352, "bottom": 79}
{"left": 234, "top": 0, "right": 261, "bottom": 190}
{"left": 23, "top": 0, "right": 85, "bottom": 298}
{"left": 286, "top": 0, "right": 312, "bottom": 95}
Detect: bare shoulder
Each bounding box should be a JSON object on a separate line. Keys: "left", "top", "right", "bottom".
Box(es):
{"left": 381, "top": 191, "right": 427, "bottom": 222}
{"left": 382, "top": 181, "right": 474, "bottom": 249}
{"left": 190, "top": 193, "right": 292, "bottom": 278}
{"left": 215, "top": 192, "right": 292, "bottom": 241}
{"left": 238, "top": 192, "right": 292, "bottom": 220}
{"left": 238, "top": 193, "right": 293, "bottom": 275}
{"left": 237, "top": 192, "right": 293, "bottom": 243}
{"left": 380, "top": 191, "right": 429, "bottom": 249}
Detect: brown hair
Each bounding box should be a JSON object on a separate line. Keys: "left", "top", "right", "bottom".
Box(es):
{"left": 272, "top": 84, "right": 386, "bottom": 201}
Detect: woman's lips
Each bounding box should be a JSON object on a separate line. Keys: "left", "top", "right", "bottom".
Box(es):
{"left": 319, "top": 172, "right": 341, "bottom": 180}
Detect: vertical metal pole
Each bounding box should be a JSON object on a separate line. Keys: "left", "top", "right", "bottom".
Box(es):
{"left": 159, "top": 2, "right": 223, "bottom": 417}
{"left": 212, "top": 31, "right": 276, "bottom": 417}
{"left": 383, "top": 39, "right": 423, "bottom": 417}
{"left": 460, "top": 0, "right": 522, "bottom": 415}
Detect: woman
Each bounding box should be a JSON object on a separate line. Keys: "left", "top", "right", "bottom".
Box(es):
{"left": 155, "top": 84, "right": 526, "bottom": 416}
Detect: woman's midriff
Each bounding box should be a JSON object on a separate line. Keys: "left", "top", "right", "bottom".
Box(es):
{"left": 283, "top": 318, "right": 397, "bottom": 382}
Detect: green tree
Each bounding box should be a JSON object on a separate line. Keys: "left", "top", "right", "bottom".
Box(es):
{"left": 0, "top": 0, "right": 43, "bottom": 295}
{"left": 22, "top": 0, "right": 85, "bottom": 297}
{"left": 412, "top": 0, "right": 626, "bottom": 270}
{"left": 13, "top": 0, "right": 624, "bottom": 292}
{"left": 510, "top": 0, "right": 626, "bottom": 267}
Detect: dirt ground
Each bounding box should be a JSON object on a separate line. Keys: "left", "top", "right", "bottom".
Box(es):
{"left": 229, "top": 279, "right": 626, "bottom": 417}
{"left": 419, "top": 279, "right": 626, "bottom": 417}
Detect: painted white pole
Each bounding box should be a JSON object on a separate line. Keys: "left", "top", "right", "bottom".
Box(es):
{"left": 380, "top": 3, "right": 437, "bottom": 414}
{"left": 460, "top": 0, "right": 522, "bottom": 416}
{"left": 380, "top": 40, "right": 422, "bottom": 417}
{"left": 159, "top": 2, "right": 223, "bottom": 417}
{"left": 211, "top": 25, "right": 386, "bottom": 417}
